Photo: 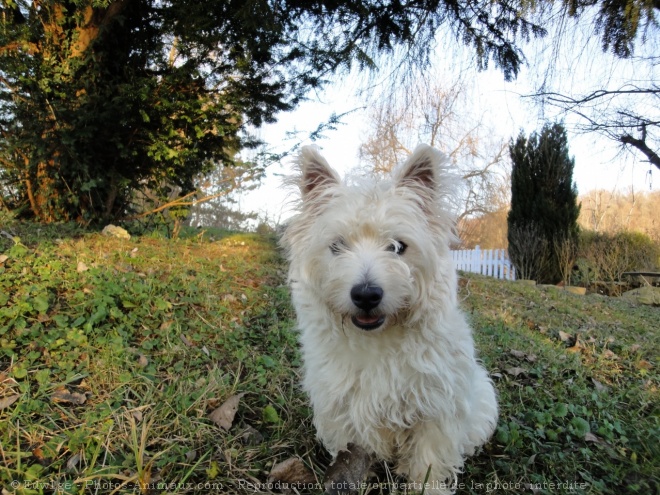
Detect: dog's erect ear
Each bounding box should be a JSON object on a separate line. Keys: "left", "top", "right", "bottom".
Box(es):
{"left": 298, "top": 146, "right": 340, "bottom": 198}
{"left": 394, "top": 144, "right": 446, "bottom": 192}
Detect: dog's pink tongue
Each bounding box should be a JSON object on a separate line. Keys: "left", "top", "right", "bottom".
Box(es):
{"left": 356, "top": 315, "right": 380, "bottom": 325}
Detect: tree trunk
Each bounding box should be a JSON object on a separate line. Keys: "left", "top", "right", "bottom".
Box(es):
{"left": 104, "top": 174, "right": 119, "bottom": 220}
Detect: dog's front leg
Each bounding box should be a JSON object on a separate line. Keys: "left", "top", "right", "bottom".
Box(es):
{"left": 312, "top": 408, "right": 357, "bottom": 458}
{"left": 396, "top": 421, "right": 463, "bottom": 495}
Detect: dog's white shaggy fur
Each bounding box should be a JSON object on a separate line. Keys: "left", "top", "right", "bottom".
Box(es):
{"left": 281, "top": 144, "right": 498, "bottom": 493}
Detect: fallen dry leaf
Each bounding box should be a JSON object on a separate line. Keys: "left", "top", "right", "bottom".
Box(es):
{"left": 584, "top": 432, "right": 610, "bottom": 446}
{"left": 137, "top": 354, "right": 148, "bottom": 368}
{"left": 268, "top": 457, "right": 316, "bottom": 492}
{"left": 505, "top": 367, "right": 526, "bottom": 377}
{"left": 591, "top": 378, "right": 608, "bottom": 392}
{"left": 67, "top": 453, "right": 81, "bottom": 470}
{"left": 76, "top": 261, "right": 88, "bottom": 273}
{"left": 601, "top": 349, "right": 618, "bottom": 360}
{"left": 510, "top": 349, "right": 537, "bottom": 362}
{"left": 558, "top": 330, "right": 572, "bottom": 342}
{"left": 567, "top": 338, "right": 583, "bottom": 353}
{"left": 32, "top": 447, "right": 45, "bottom": 461}
{"left": 324, "top": 443, "right": 372, "bottom": 495}
{"left": 0, "top": 254, "right": 8, "bottom": 264}
{"left": 238, "top": 425, "right": 264, "bottom": 446}
{"left": 525, "top": 482, "right": 542, "bottom": 494}
{"left": 208, "top": 393, "right": 246, "bottom": 431}
{"left": 0, "top": 394, "right": 20, "bottom": 410}
{"left": 52, "top": 389, "right": 87, "bottom": 405}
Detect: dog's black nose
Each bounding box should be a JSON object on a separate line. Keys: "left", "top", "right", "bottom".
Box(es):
{"left": 350, "top": 284, "right": 383, "bottom": 311}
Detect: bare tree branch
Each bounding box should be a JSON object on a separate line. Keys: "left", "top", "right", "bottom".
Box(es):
{"left": 530, "top": 85, "right": 660, "bottom": 171}
{"left": 360, "top": 79, "right": 511, "bottom": 246}
{"left": 620, "top": 132, "right": 660, "bottom": 170}
{"left": 536, "top": 86, "right": 660, "bottom": 107}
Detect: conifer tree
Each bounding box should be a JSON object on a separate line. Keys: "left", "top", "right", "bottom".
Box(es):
{"left": 507, "top": 123, "right": 580, "bottom": 283}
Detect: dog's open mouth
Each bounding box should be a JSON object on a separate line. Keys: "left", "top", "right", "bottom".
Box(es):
{"left": 351, "top": 314, "right": 386, "bottom": 331}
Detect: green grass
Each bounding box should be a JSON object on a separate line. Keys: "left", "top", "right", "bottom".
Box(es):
{"left": 461, "top": 276, "right": 658, "bottom": 495}
{"left": 0, "top": 221, "right": 657, "bottom": 494}
{"left": 1, "top": 222, "right": 317, "bottom": 494}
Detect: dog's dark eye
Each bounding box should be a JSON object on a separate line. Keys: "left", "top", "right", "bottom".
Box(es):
{"left": 387, "top": 240, "right": 408, "bottom": 255}
{"left": 330, "top": 239, "right": 347, "bottom": 255}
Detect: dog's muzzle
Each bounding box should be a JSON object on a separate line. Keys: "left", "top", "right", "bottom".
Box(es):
{"left": 350, "top": 284, "right": 386, "bottom": 330}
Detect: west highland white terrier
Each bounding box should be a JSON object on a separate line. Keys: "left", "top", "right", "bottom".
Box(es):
{"left": 281, "top": 144, "right": 498, "bottom": 494}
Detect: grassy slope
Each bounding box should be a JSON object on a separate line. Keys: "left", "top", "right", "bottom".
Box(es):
{"left": 461, "top": 277, "right": 658, "bottom": 494}
{"left": 0, "top": 225, "right": 657, "bottom": 494}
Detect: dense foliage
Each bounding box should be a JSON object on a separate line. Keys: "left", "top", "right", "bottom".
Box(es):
{"left": 589, "top": 0, "right": 658, "bottom": 57}
{"left": 0, "top": 0, "right": 547, "bottom": 224}
{"left": 575, "top": 230, "right": 660, "bottom": 292}
{"left": 507, "top": 122, "right": 581, "bottom": 283}
{"left": 0, "top": 0, "right": 304, "bottom": 222}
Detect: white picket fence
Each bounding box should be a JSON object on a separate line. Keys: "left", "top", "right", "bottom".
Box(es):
{"left": 451, "top": 245, "right": 516, "bottom": 280}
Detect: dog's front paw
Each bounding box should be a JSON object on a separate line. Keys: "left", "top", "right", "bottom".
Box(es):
{"left": 395, "top": 465, "right": 456, "bottom": 495}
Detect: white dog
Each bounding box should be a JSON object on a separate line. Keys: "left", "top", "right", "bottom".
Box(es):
{"left": 281, "top": 145, "right": 498, "bottom": 494}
